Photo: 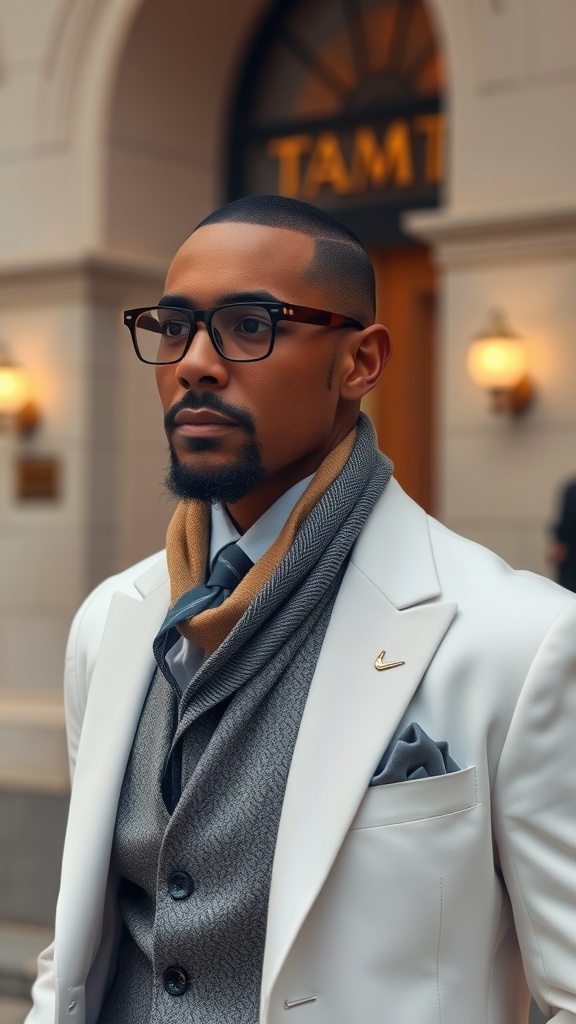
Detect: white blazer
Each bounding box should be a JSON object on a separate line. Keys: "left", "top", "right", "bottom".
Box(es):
{"left": 27, "top": 480, "right": 576, "bottom": 1024}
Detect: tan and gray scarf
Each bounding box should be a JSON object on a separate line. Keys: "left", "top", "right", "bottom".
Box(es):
{"left": 166, "top": 412, "right": 393, "bottom": 776}
{"left": 165, "top": 422, "right": 357, "bottom": 656}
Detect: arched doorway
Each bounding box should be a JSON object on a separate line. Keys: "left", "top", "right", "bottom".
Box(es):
{"left": 229, "top": 0, "right": 445, "bottom": 511}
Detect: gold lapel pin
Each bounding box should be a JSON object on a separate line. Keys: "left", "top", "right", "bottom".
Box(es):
{"left": 374, "top": 650, "right": 406, "bottom": 671}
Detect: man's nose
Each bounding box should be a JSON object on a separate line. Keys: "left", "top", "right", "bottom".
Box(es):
{"left": 175, "top": 322, "right": 229, "bottom": 389}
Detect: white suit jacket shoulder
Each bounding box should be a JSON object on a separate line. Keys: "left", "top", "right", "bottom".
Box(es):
{"left": 427, "top": 511, "right": 575, "bottom": 617}
{"left": 64, "top": 550, "right": 167, "bottom": 778}
{"left": 355, "top": 478, "right": 575, "bottom": 622}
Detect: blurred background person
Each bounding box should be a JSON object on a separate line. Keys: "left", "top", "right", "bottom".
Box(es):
{"left": 549, "top": 477, "right": 576, "bottom": 592}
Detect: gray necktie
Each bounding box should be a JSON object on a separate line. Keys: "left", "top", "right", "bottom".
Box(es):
{"left": 153, "top": 542, "right": 253, "bottom": 687}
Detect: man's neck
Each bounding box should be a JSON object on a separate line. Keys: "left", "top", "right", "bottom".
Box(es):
{"left": 225, "top": 421, "right": 356, "bottom": 533}
{"left": 225, "top": 471, "right": 311, "bottom": 534}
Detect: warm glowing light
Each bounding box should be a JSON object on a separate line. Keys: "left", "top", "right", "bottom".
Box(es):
{"left": 467, "top": 336, "right": 527, "bottom": 390}
{"left": 0, "top": 362, "right": 29, "bottom": 416}
{"left": 466, "top": 310, "right": 535, "bottom": 415}
{"left": 0, "top": 344, "right": 41, "bottom": 434}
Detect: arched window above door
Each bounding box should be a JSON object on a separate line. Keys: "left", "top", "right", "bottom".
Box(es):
{"left": 229, "top": 0, "right": 445, "bottom": 243}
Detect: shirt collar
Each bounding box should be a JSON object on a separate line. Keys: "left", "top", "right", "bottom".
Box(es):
{"left": 209, "top": 473, "right": 315, "bottom": 569}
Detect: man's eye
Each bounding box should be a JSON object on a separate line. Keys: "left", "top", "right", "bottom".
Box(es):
{"left": 161, "top": 320, "right": 187, "bottom": 338}
{"left": 236, "top": 317, "right": 269, "bottom": 334}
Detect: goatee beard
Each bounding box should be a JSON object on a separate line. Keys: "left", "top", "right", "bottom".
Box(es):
{"left": 163, "top": 390, "right": 265, "bottom": 503}
{"left": 165, "top": 437, "right": 265, "bottom": 504}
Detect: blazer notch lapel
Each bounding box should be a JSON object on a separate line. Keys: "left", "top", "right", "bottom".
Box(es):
{"left": 351, "top": 478, "right": 441, "bottom": 609}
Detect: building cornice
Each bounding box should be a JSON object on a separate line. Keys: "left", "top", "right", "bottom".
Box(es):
{"left": 0, "top": 252, "right": 167, "bottom": 305}
{"left": 404, "top": 203, "right": 576, "bottom": 267}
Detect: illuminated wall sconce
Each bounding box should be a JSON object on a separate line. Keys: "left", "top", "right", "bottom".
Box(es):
{"left": 0, "top": 342, "right": 60, "bottom": 500}
{"left": 0, "top": 342, "right": 41, "bottom": 435}
{"left": 467, "top": 310, "right": 535, "bottom": 416}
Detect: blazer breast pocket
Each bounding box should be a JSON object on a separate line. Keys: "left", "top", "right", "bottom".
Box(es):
{"left": 350, "top": 765, "right": 478, "bottom": 830}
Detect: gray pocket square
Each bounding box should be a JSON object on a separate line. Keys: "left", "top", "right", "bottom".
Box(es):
{"left": 370, "top": 722, "right": 460, "bottom": 786}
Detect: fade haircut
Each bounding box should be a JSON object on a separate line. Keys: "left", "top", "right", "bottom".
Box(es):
{"left": 195, "top": 195, "right": 375, "bottom": 327}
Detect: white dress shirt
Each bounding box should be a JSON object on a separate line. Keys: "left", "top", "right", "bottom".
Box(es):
{"left": 166, "top": 474, "right": 314, "bottom": 690}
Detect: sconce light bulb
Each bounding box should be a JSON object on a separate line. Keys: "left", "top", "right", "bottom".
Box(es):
{"left": 0, "top": 363, "right": 29, "bottom": 416}
{"left": 466, "top": 310, "right": 535, "bottom": 415}
{"left": 467, "top": 336, "right": 527, "bottom": 391}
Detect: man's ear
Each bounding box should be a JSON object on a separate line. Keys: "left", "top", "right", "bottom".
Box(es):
{"left": 339, "top": 324, "right": 391, "bottom": 401}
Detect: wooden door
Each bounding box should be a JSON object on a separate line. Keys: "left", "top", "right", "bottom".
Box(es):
{"left": 363, "top": 244, "right": 437, "bottom": 514}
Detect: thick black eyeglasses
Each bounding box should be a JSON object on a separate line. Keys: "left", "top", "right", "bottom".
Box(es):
{"left": 123, "top": 301, "right": 364, "bottom": 364}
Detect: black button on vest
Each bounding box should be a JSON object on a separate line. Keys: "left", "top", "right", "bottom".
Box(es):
{"left": 163, "top": 966, "right": 189, "bottom": 996}
{"left": 167, "top": 870, "right": 194, "bottom": 900}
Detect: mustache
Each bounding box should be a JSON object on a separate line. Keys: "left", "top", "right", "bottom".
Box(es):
{"left": 164, "top": 391, "right": 257, "bottom": 435}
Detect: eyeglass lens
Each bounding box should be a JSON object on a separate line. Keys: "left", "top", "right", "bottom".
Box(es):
{"left": 133, "top": 306, "right": 274, "bottom": 363}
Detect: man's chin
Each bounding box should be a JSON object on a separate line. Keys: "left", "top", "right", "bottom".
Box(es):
{"left": 178, "top": 435, "right": 223, "bottom": 453}
{"left": 165, "top": 442, "right": 265, "bottom": 504}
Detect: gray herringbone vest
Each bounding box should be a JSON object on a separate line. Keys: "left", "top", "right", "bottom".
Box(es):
{"left": 98, "top": 601, "right": 333, "bottom": 1024}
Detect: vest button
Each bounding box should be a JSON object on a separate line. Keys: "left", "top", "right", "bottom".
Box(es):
{"left": 163, "top": 966, "right": 189, "bottom": 996}
{"left": 167, "top": 870, "right": 194, "bottom": 900}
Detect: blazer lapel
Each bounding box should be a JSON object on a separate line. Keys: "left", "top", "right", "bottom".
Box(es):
{"left": 262, "top": 481, "right": 458, "bottom": 1009}
{"left": 56, "top": 566, "right": 169, "bottom": 975}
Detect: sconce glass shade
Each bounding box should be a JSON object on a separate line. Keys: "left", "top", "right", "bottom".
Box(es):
{"left": 466, "top": 310, "right": 534, "bottom": 415}
{"left": 0, "top": 345, "right": 41, "bottom": 433}
{"left": 467, "top": 335, "right": 528, "bottom": 391}
{"left": 0, "top": 360, "right": 29, "bottom": 416}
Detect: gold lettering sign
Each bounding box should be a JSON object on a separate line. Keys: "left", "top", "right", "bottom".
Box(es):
{"left": 413, "top": 114, "right": 444, "bottom": 183}
{"left": 266, "top": 135, "right": 313, "bottom": 197}
{"left": 350, "top": 122, "right": 413, "bottom": 190}
{"left": 302, "top": 132, "right": 351, "bottom": 198}
{"left": 266, "top": 114, "right": 443, "bottom": 200}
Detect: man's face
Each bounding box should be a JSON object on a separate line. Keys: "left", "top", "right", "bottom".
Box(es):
{"left": 156, "top": 222, "right": 368, "bottom": 506}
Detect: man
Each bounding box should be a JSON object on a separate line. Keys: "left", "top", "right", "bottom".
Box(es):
{"left": 29, "top": 196, "right": 576, "bottom": 1024}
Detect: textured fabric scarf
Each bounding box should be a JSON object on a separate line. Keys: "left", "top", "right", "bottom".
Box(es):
{"left": 167, "top": 412, "right": 393, "bottom": 785}
{"left": 165, "top": 423, "right": 357, "bottom": 656}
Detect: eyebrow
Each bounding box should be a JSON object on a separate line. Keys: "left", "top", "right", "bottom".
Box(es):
{"left": 158, "top": 289, "right": 282, "bottom": 309}
{"left": 158, "top": 293, "right": 195, "bottom": 309}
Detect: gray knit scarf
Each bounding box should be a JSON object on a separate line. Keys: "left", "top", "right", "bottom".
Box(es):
{"left": 170, "top": 415, "right": 392, "bottom": 759}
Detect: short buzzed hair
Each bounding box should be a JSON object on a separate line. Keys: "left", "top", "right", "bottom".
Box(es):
{"left": 195, "top": 195, "right": 375, "bottom": 327}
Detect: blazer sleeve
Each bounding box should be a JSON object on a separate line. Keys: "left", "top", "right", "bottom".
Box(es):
{"left": 63, "top": 550, "right": 165, "bottom": 779}
{"left": 492, "top": 598, "right": 576, "bottom": 1022}
{"left": 25, "top": 583, "right": 111, "bottom": 1023}
{"left": 25, "top": 941, "right": 57, "bottom": 1024}
{"left": 24, "top": 615, "right": 85, "bottom": 1022}
{"left": 26, "top": 556, "right": 156, "bottom": 1023}
{"left": 63, "top": 582, "right": 113, "bottom": 782}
